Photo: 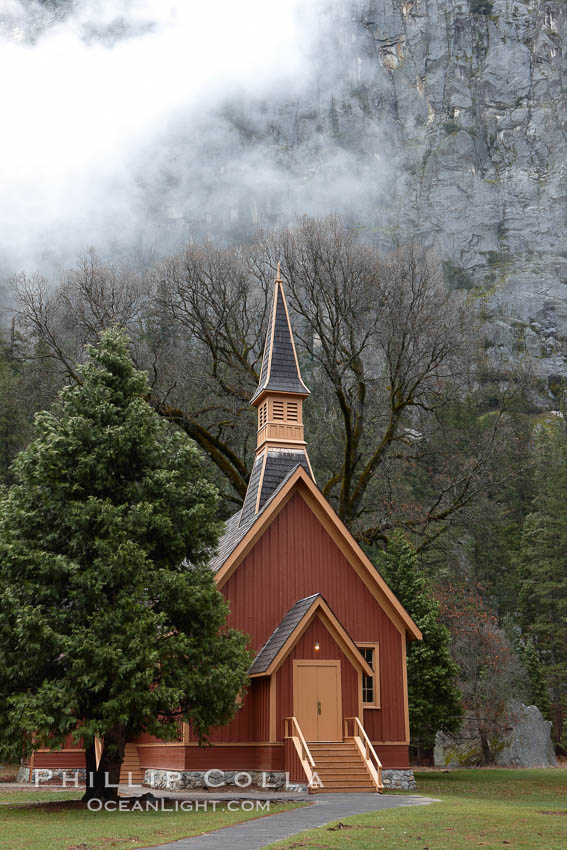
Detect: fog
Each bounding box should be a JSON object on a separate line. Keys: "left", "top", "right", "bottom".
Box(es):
{"left": 0, "top": 1, "right": 391, "bottom": 275}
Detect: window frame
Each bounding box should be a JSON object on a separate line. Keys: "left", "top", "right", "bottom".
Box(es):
{"left": 357, "top": 642, "right": 380, "bottom": 709}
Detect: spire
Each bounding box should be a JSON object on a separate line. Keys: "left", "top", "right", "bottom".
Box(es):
{"left": 250, "top": 267, "right": 310, "bottom": 405}
{"left": 239, "top": 266, "right": 314, "bottom": 526}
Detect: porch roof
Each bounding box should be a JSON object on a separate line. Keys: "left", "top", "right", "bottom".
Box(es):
{"left": 248, "top": 593, "right": 373, "bottom": 678}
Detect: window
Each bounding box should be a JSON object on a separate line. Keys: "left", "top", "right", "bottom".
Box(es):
{"left": 273, "top": 400, "right": 284, "bottom": 420}
{"left": 259, "top": 403, "right": 267, "bottom": 428}
{"left": 357, "top": 643, "right": 380, "bottom": 708}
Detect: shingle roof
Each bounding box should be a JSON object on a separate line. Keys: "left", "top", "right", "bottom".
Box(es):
{"left": 248, "top": 594, "right": 321, "bottom": 675}
{"left": 239, "top": 453, "right": 264, "bottom": 528}
{"left": 209, "top": 462, "right": 305, "bottom": 574}
{"left": 250, "top": 280, "right": 309, "bottom": 403}
{"left": 259, "top": 450, "right": 312, "bottom": 510}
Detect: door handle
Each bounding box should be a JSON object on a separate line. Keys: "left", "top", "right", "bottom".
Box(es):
{"left": 317, "top": 701, "right": 321, "bottom": 715}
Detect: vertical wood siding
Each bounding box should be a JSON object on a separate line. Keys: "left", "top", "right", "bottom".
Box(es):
{"left": 284, "top": 737, "right": 303, "bottom": 782}
{"left": 222, "top": 492, "right": 406, "bottom": 744}
{"left": 184, "top": 677, "right": 270, "bottom": 743}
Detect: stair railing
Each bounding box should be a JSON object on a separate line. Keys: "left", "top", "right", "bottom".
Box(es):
{"left": 284, "top": 716, "right": 316, "bottom": 787}
{"left": 344, "top": 716, "right": 383, "bottom": 792}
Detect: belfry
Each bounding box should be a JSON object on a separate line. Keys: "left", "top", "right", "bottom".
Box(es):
{"left": 241, "top": 266, "right": 314, "bottom": 525}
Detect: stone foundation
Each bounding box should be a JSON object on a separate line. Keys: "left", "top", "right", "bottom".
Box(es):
{"left": 17, "top": 766, "right": 87, "bottom": 785}
{"left": 382, "top": 769, "right": 416, "bottom": 791}
{"left": 143, "top": 769, "right": 299, "bottom": 791}
{"left": 144, "top": 767, "right": 415, "bottom": 792}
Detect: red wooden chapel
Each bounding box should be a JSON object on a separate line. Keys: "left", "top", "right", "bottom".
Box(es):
{"left": 28, "top": 268, "right": 421, "bottom": 792}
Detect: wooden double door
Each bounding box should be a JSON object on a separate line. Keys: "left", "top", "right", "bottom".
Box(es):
{"left": 294, "top": 660, "right": 342, "bottom": 741}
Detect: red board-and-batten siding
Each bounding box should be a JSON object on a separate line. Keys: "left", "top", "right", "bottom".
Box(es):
{"left": 220, "top": 491, "right": 408, "bottom": 748}
{"left": 32, "top": 488, "right": 410, "bottom": 775}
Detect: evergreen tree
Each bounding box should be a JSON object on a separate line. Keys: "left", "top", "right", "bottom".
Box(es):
{"left": 0, "top": 329, "right": 251, "bottom": 800}
{"left": 518, "top": 637, "right": 551, "bottom": 719}
{"left": 370, "top": 531, "right": 463, "bottom": 757}
{"left": 0, "top": 330, "right": 34, "bottom": 484}
{"left": 518, "top": 417, "right": 567, "bottom": 741}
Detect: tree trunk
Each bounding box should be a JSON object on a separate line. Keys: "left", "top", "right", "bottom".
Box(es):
{"left": 551, "top": 685, "right": 563, "bottom": 743}
{"left": 479, "top": 727, "right": 493, "bottom": 765}
{"left": 82, "top": 740, "right": 97, "bottom": 802}
{"left": 82, "top": 726, "right": 126, "bottom": 802}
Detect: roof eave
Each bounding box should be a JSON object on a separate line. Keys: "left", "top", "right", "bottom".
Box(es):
{"left": 250, "top": 385, "right": 311, "bottom": 407}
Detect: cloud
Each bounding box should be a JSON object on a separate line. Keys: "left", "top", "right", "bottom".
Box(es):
{"left": 0, "top": 1, "right": 390, "bottom": 274}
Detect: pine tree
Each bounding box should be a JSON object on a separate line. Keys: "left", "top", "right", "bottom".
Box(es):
{"left": 519, "top": 637, "right": 551, "bottom": 719}
{"left": 518, "top": 417, "right": 567, "bottom": 741}
{"left": 0, "top": 329, "right": 251, "bottom": 800}
{"left": 0, "top": 330, "right": 34, "bottom": 484}
{"left": 370, "top": 531, "right": 463, "bottom": 757}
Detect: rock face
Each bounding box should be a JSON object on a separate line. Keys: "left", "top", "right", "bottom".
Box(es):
{"left": 348, "top": 0, "right": 567, "bottom": 383}
{"left": 494, "top": 703, "right": 558, "bottom": 767}
{"left": 434, "top": 702, "right": 558, "bottom": 767}
{"left": 160, "top": 0, "right": 566, "bottom": 385}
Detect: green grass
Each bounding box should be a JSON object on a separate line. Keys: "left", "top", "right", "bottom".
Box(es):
{"left": 0, "top": 789, "right": 83, "bottom": 803}
{"left": 266, "top": 768, "right": 567, "bottom": 850}
{"left": 0, "top": 791, "right": 306, "bottom": 850}
{"left": 0, "top": 764, "right": 18, "bottom": 782}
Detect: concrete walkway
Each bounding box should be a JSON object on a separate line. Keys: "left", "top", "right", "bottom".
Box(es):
{"left": 138, "top": 792, "right": 438, "bottom": 850}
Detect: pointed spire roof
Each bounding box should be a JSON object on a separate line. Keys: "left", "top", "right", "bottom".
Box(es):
{"left": 250, "top": 265, "right": 310, "bottom": 404}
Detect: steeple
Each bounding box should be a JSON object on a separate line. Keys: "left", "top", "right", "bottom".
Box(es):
{"left": 239, "top": 267, "right": 313, "bottom": 527}
{"left": 250, "top": 263, "right": 310, "bottom": 406}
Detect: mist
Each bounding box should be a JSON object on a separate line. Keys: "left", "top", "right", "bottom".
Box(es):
{"left": 0, "top": 0, "right": 393, "bottom": 277}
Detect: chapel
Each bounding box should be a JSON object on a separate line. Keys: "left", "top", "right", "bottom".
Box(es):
{"left": 25, "top": 268, "right": 421, "bottom": 792}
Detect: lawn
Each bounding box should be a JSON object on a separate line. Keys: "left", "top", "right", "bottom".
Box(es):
{"left": 266, "top": 768, "right": 567, "bottom": 850}
{"left": 0, "top": 765, "right": 18, "bottom": 783}
{"left": 0, "top": 791, "right": 306, "bottom": 850}
{"left": 0, "top": 789, "right": 84, "bottom": 804}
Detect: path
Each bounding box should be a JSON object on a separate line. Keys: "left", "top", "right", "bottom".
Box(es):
{"left": 138, "top": 791, "right": 437, "bottom": 850}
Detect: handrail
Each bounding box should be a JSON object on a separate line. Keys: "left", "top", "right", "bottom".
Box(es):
{"left": 284, "top": 716, "right": 316, "bottom": 787}
{"left": 94, "top": 736, "right": 103, "bottom": 770}
{"left": 344, "top": 716, "right": 383, "bottom": 792}
{"left": 285, "top": 716, "right": 315, "bottom": 766}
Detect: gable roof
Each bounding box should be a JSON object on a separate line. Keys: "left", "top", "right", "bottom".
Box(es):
{"left": 248, "top": 593, "right": 374, "bottom": 678}
{"left": 213, "top": 466, "right": 422, "bottom": 641}
{"left": 248, "top": 594, "right": 319, "bottom": 675}
{"left": 250, "top": 272, "right": 310, "bottom": 404}
{"left": 209, "top": 463, "right": 302, "bottom": 574}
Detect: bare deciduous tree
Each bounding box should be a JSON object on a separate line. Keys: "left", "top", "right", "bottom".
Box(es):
{"left": 11, "top": 217, "right": 512, "bottom": 546}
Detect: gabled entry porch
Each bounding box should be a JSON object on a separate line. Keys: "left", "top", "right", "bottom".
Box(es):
{"left": 247, "top": 593, "right": 383, "bottom": 792}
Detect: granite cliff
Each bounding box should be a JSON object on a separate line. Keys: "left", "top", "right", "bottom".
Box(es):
{"left": 158, "top": 0, "right": 566, "bottom": 384}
